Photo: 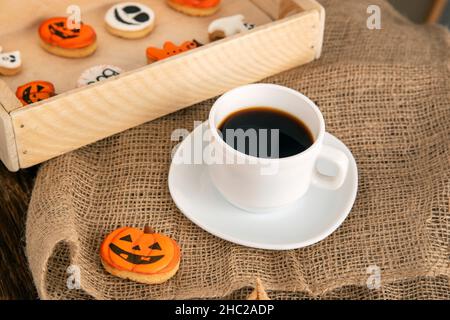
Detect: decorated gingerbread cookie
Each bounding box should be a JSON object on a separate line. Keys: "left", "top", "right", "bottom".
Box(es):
{"left": 39, "top": 17, "right": 97, "bottom": 58}
{"left": 146, "top": 40, "right": 201, "bottom": 63}
{"left": 77, "top": 65, "right": 123, "bottom": 87}
{"left": 0, "top": 47, "right": 22, "bottom": 76}
{"left": 105, "top": 2, "right": 156, "bottom": 39}
{"left": 208, "top": 15, "right": 255, "bottom": 41}
{"left": 16, "top": 81, "right": 55, "bottom": 106}
{"left": 166, "top": 0, "right": 221, "bottom": 17}
{"left": 100, "top": 226, "right": 181, "bottom": 284}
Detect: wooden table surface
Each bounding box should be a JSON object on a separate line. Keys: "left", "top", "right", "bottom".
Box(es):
{"left": 0, "top": 164, "right": 37, "bottom": 299}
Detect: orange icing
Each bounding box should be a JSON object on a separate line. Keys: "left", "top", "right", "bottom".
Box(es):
{"left": 100, "top": 226, "right": 181, "bottom": 275}
{"left": 16, "top": 81, "right": 55, "bottom": 106}
{"left": 146, "top": 40, "right": 201, "bottom": 62}
{"left": 170, "top": 0, "right": 220, "bottom": 8}
{"left": 39, "top": 17, "right": 96, "bottom": 49}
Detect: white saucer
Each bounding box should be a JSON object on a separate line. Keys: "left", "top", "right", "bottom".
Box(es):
{"left": 168, "top": 122, "right": 358, "bottom": 250}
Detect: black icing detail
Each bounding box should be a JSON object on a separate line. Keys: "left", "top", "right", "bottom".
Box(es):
{"left": 2, "top": 54, "right": 16, "bottom": 63}
{"left": 149, "top": 242, "right": 161, "bottom": 250}
{"left": 133, "top": 12, "right": 149, "bottom": 23}
{"left": 96, "top": 68, "right": 120, "bottom": 82}
{"left": 48, "top": 23, "right": 79, "bottom": 39}
{"left": 113, "top": 5, "right": 150, "bottom": 25}
{"left": 244, "top": 23, "right": 255, "bottom": 30}
{"left": 86, "top": 68, "right": 120, "bottom": 85}
{"left": 114, "top": 8, "right": 137, "bottom": 25}
{"left": 132, "top": 245, "right": 141, "bottom": 250}
{"left": 22, "top": 86, "right": 33, "bottom": 105}
{"left": 120, "top": 234, "right": 132, "bottom": 242}
{"left": 123, "top": 5, "right": 141, "bottom": 14}
{"left": 109, "top": 243, "right": 164, "bottom": 265}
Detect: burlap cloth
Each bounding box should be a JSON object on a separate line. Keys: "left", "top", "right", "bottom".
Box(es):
{"left": 26, "top": 0, "right": 450, "bottom": 299}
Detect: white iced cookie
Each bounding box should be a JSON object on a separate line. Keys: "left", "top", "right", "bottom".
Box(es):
{"left": 77, "top": 65, "right": 123, "bottom": 87}
{"left": 105, "top": 2, "right": 155, "bottom": 39}
{"left": 208, "top": 15, "right": 255, "bottom": 41}
{"left": 0, "top": 47, "right": 22, "bottom": 76}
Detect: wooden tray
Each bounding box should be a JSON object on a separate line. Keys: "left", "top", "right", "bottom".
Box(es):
{"left": 0, "top": 0, "right": 324, "bottom": 171}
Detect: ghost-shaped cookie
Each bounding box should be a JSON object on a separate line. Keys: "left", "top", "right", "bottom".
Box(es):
{"left": 208, "top": 15, "right": 255, "bottom": 41}
{"left": 0, "top": 47, "right": 22, "bottom": 76}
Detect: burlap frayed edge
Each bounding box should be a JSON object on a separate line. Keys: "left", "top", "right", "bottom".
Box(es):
{"left": 38, "top": 237, "right": 450, "bottom": 300}
{"left": 26, "top": 156, "right": 83, "bottom": 300}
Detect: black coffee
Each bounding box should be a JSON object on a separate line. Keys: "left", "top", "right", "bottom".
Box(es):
{"left": 218, "top": 107, "right": 314, "bottom": 158}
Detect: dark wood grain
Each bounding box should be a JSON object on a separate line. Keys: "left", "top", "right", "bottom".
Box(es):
{"left": 0, "top": 164, "right": 37, "bottom": 299}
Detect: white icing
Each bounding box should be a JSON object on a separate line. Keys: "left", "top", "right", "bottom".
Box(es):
{"left": 208, "top": 15, "right": 254, "bottom": 37}
{"left": 77, "top": 65, "right": 123, "bottom": 87}
{"left": 105, "top": 2, "right": 155, "bottom": 32}
{"left": 0, "top": 50, "right": 21, "bottom": 69}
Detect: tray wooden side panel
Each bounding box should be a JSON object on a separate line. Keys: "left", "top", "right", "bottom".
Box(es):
{"left": 293, "top": 0, "right": 325, "bottom": 58}
{"left": 0, "top": 80, "right": 22, "bottom": 113}
{"left": 252, "top": 0, "right": 303, "bottom": 19}
{"left": 10, "top": 10, "right": 322, "bottom": 169}
{"left": 0, "top": 107, "right": 19, "bottom": 172}
{"left": 0, "top": 80, "right": 21, "bottom": 171}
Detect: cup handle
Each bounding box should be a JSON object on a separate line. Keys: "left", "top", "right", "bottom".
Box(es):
{"left": 311, "top": 145, "right": 349, "bottom": 190}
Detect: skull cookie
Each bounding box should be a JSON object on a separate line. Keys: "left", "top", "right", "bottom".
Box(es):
{"left": 105, "top": 2, "right": 156, "bottom": 39}
{"left": 0, "top": 47, "right": 22, "bottom": 76}
{"left": 77, "top": 65, "right": 123, "bottom": 87}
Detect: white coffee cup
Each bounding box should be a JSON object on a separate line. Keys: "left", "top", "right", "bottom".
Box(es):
{"left": 207, "top": 84, "right": 349, "bottom": 212}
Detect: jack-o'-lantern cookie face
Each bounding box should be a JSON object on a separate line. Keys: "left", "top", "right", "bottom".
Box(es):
{"left": 146, "top": 40, "right": 202, "bottom": 63}
{"left": 100, "top": 226, "right": 181, "bottom": 276}
{"left": 16, "top": 81, "right": 55, "bottom": 106}
{"left": 39, "top": 17, "right": 96, "bottom": 49}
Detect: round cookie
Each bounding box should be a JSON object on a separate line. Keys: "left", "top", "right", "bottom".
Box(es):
{"left": 39, "top": 17, "right": 97, "bottom": 58}
{"left": 0, "top": 47, "right": 21, "bottom": 76}
{"left": 166, "top": 0, "right": 221, "bottom": 17}
{"left": 208, "top": 14, "right": 255, "bottom": 41}
{"left": 105, "top": 2, "right": 156, "bottom": 39}
{"left": 16, "top": 81, "right": 55, "bottom": 106}
{"left": 77, "top": 65, "right": 123, "bottom": 87}
{"left": 100, "top": 226, "right": 181, "bottom": 284}
{"left": 146, "top": 40, "right": 201, "bottom": 64}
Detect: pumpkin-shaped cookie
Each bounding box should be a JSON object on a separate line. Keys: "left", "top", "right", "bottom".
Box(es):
{"left": 167, "top": 0, "right": 221, "bottom": 16}
{"left": 100, "top": 226, "right": 181, "bottom": 284}
{"left": 16, "top": 81, "right": 55, "bottom": 106}
{"left": 39, "top": 17, "right": 97, "bottom": 58}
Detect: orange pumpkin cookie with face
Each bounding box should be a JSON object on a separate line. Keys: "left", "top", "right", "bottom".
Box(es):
{"left": 166, "top": 0, "right": 221, "bottom": 16}
{"left": 16, "top": 81, "right": 55, "bottom": 106}
{"left": 146, "top": 40, "right": 201, "bottom": 64}
{"left": 39, "top": 17, "right": 97, "bottom": 58}
{"left": 100, "top": 226, "right": 181, "bottom": 284}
